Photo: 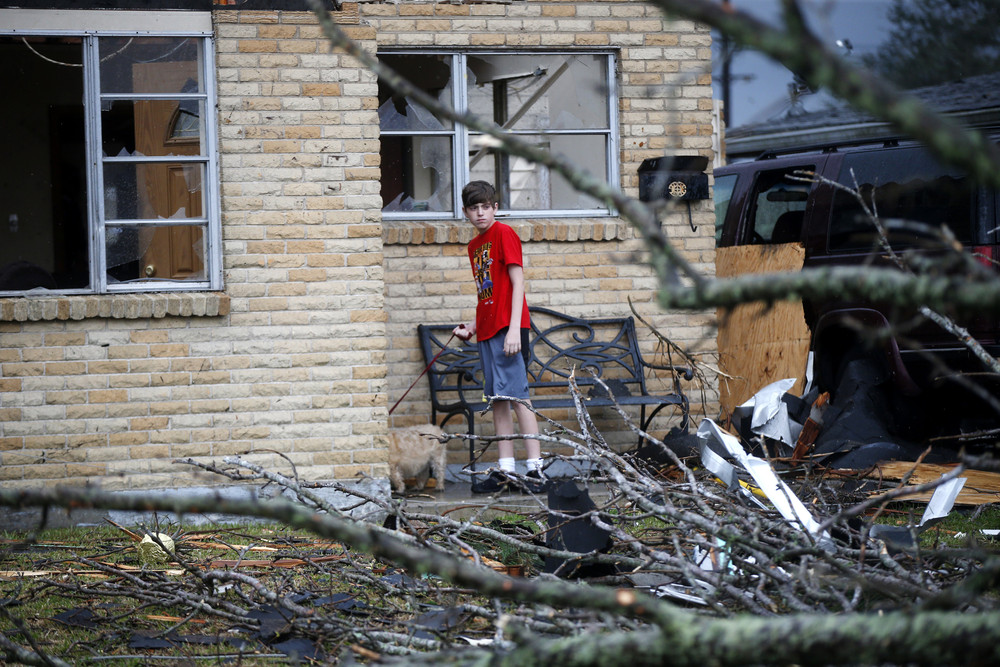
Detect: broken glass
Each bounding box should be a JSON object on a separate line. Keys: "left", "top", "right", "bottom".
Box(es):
{"left": 380, "top": 135, "right": 453, "bottom": 213}
{"left": 106, "top": 223, "right": 206, "bottom": 283}
{"left": 103, "top": 163, "right": 204, "bottom": 221}
{"left": 102, "top": 98, "right": 205, "bottom": 157}
{"left": 468, "top": 133, "right": 605, "bottom": 210}
{"left": 377, "top": 54, "right": 454, "bottom": 131}
{"left": 466, "top": 54, "right": 609, "bottom": 131}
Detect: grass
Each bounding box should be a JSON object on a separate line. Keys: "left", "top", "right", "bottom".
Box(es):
{"left": 0, "top": 522, "right": 394, "bottom": 664}
{"left": 3, "top": 500, "right": 998, "bottom": 664}
{"left": 873, "top": 503, "right": 1000, "bottom": 549}
{"left": 1, "top": 516, "right": 558, "bottom": 664}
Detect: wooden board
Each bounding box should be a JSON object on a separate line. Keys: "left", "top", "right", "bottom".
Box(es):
{"left": 716, "top": 244, "right": 811, "bottom": 421}
{"left": 864, "top": 462, "right": 1000, "bottom": 506}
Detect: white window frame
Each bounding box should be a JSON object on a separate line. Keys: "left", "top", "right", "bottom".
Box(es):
{"left": 0, "top": 9, "right": 222, "bottom": 295}
{"left": 379, "top": 50, "right": 619, "bottom": 220}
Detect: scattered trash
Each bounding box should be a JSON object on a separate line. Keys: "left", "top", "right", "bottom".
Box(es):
{"left": 136, "top": 532, "right": 175, "bottom": 566}
{"left": 735, "top": 377, "right": 802, "bottom": 450}
{"left": 412, "top": 607, "right": 470, "bottom": 640}
{"left": 954, "top": 529, "right": 1000, "bottom": 539}
{"left": 246, "top": 604, "right": 294, "bottom": 641}
{"left": 272, "top": 637, "right": 325, "bottom": 663}
{"left": 791, "top": 391, "right": 829, "bottom": 462}
{"left": 867, "top": 473, "right": 969, "bottom": 554}
{"left": 919, "top": 476, "right": 968, "bottom": 527}
{"left": 314, "top": 592, "right": 368, "bottom": 614}
{"left": 697, "top": 419, "right": 833, "bottom": 550}
{"left": 51, "top": 608, "right": 99, "bottom": 629}
{"left": 543, "top": 480, "right": 615, "bottom": 578}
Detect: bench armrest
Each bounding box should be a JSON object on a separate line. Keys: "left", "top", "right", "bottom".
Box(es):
{"left": 642, "top": 360, "right": 695, "bottom": 381}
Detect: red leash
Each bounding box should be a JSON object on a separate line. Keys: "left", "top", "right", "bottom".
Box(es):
{"left": 389, "top": 332, "right": 458, "bottom": 415}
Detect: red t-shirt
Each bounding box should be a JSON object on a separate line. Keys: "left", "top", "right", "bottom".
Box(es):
{"left": 467, "top": 222, "right": 531, "bottom": 342}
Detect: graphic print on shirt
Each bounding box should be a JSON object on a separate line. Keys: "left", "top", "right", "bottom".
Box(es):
{"left": 472, "top": 242, "right": 494, "bottom": 304}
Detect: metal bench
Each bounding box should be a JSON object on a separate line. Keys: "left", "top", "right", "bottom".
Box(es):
{"left": 417, "top": 307, "right": 692, "bottom": 467}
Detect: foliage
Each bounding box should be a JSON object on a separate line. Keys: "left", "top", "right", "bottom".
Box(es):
{"left": 861, "top": 0, "right": 1000, "bottom": 89}
{"left": 3, "top": 398, "right": 1000, "bottom": 665}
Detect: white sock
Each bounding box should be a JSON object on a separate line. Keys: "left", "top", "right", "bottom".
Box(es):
{"left": 526, "top": 458, "right": 542, "bottom": 473}
{"left": 498, "top": 457, "right": 516, "bottom": 473}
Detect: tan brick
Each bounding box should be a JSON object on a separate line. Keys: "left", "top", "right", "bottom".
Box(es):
{"left": 44, "top": 332, "right": 86, "bottom": 346}
{"left": 238, "top": 40, "right": 277, "bottom": 53}
{"left": 399, "top": 3, "right": 434, "bottom": 16}
{"left": 0, "top": 437, "right": 24, "bottom": 451}
{"left": 109, "top": 431, "right": 150, "bottom": 447}
{"left": 262, "top": 140, "right": 301, "bottom": 153}
{"left": 574, "top": 33, "right": 610, "bottom": 46}
{"left": 106, "top": 345, "right": 146, "bottom": 360}
{"left": 130, "top": 416, "right": 169, "bottom": 431}
{"left": 542, "top": 5, "right": 576, "bottom": 17}
{"left": 302, "top": 83, "right": 342, "bottom": 96}
{"left": 67, "top": 463, "right": 107, "bottom": 477}
{"left": 150, "top": 373, "right": 191, "bottom": 387}
{"left": 88, "top": 360, "right": 129, "bottom": 374}
{"left": 22, "top": 463, "right": 67, "bottom": 480}
{"left": 0, "top": 465, "right": 23, "bottom": 481}
{"left": 3, "top": 362, "right": 43, "bottom": 376}
{"left": 150, "top": 344, "right": 190, "bottom": 358}
{"left": 258, "top": 25, "right": 298, "bottom": 39}
{"left": 130, "top": 331, "right": 169, "bottom": 344}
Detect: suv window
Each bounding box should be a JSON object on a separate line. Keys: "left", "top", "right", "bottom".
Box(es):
{"left": 830, "top": 147, "right": 976, "bottom": 250}
{"left": 746, "top": 167, "right": 812, "bottom": 244}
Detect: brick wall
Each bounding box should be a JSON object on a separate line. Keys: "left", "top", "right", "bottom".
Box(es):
{"left": 0, "top": 7, "right": 389, "bottom": 491}
{"left": 369, "top": 1, "right": 719, "bottom": 463}
{"left": 0, "top": 1, "right": 718, "bottom": 490}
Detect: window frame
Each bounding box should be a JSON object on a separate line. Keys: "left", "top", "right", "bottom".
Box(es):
{"left": 378, "top": 49, "right": 619, "bottom": 221}
{"left": 0, "top": 9, "right": 222, "bottom": 296}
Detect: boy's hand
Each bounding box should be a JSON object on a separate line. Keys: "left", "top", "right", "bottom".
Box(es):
{"left": 503, "top": 327, "right": 520, "bottom": 356}
{"left": 453, "top": 323, "right": 474, "bottom": 341}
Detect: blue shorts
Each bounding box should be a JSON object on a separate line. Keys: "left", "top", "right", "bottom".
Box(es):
{"left": 478, "top": 327, "right": 530, "bottom": 409}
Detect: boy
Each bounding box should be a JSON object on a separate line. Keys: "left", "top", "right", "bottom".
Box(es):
{"left": 453, "top": 181, "right": 547, "bottom": 494}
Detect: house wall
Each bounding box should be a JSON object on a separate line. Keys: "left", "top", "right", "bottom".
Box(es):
{"left": 368, "top": 0, "right": 719, "bottom": 462}
{"left": 0, "top": 6, "right": 389, "bottom": 491}
{"left": 0, "top": 0, "right": 718, "bottom": 490}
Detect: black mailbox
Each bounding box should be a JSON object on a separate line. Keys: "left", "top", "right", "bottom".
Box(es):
{"left": 638, "top": 155, "right": 710, "bottom": 202}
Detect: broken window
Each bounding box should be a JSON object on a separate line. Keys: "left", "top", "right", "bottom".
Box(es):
{"left": 378, "top": 51, "right": 617, "bottom": 218}
{"left": 0, "top": 11, "right": 220, "bottom": 295}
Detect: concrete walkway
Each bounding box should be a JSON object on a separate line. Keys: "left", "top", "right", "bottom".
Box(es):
{"left": 394, "top": 473, "right": 615, "bottom": 521}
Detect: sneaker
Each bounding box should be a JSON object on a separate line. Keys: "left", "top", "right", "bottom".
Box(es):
{"left": 516, "top": 470, "right": 550, "bottom": 494}
{"left": 471, "top": 470, "right": 510, "bottom": 494}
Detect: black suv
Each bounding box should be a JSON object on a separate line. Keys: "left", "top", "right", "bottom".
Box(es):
{"left": 714, "top": 137, "right": 1000, "bottom": 443}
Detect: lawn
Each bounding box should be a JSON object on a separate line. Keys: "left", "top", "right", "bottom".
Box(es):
{"left": 1, "top": 520, "right": 522, "bottom": 664}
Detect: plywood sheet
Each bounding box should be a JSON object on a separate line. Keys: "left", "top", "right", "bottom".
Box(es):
{"left": 716, "top": 244, "right": 811, "bottom": 421}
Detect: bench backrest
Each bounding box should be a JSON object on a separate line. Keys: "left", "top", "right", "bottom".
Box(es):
{"left": 417, "top": 307, "right": 650, "bottom": 410}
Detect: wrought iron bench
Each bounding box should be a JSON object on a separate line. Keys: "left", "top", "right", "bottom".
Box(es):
{"left": 417, "top": 307, "right": 692, "bottom": 466}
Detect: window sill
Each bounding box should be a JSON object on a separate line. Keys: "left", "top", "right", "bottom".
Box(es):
{"left": 0, "top": 292, "right": 230, "bottom": 322}
{"left": 382, "top": 218, "right": 635, "bottom": 245}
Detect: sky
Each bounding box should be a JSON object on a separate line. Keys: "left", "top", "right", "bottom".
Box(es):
{"left": 713, "top": 0, "right": 895, "bottom": 129}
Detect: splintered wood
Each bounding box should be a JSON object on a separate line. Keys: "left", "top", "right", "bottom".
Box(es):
{"left": 866, "top": 462, "right": 1000, "bottom": 505}
{"left": 716, "top": 243, "right": 811, "bottom": 422}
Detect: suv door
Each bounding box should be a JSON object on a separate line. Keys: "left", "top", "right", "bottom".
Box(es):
{"left": 807, "top": 144, "right": 992, "bottom": 343}
{"left": 719, "top": 157, "right": 826, "bottom": 248}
